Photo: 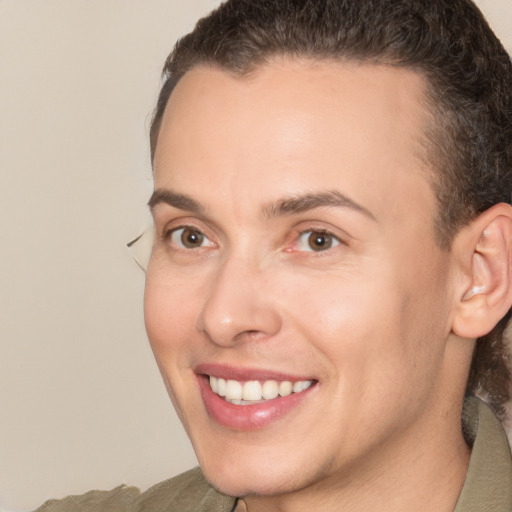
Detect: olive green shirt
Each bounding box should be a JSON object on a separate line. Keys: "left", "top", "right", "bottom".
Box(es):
{"left": 33, "top": 398, "right": 512, "bottom": 512}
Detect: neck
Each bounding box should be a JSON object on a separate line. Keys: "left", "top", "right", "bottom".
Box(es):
{"left": 242, "top": 404, "right": 471, "bottom": 512}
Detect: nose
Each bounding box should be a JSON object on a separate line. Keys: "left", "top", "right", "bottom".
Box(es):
{"left": 195, "top": 256, "right": 282, "bottom": 347}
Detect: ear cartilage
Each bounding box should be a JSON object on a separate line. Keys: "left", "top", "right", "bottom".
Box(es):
{"left": 462, "top": 285, "right": 486, "bottom": 301}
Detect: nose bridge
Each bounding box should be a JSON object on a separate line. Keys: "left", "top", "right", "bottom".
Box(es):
{"left": 196, "top": 250, "right": 281, "bottom": 346}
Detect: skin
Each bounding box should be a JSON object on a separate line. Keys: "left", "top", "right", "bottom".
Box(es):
{"left": 144, "top": 59, "right": 476, "bottom": 512}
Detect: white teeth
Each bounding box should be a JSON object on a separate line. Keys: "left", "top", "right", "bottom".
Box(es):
{"left": 227, "top": 398, "right": 266, "bottom": 406}
{"left": 292, "top": 381, "right": 303, "bottom": 393}
{"left": 217, "top": 378, "right": 226, "bottom": 397}
{"left": 225, "top": 379, "right": 243, "bottom": 400}
{"left": 293, "top": 380, "right": 312, "bottom": 393}
{"left": 208, "top": 376, "right": 313, "bottom": 403}
{"left": 242, "top": 381, "right": 262, "bottom": 401}
{"left": 279, "top": 381, "right": 293, "bottom": 397}
{"left": 262, "top": 380, "right": 279, "bottom": 400}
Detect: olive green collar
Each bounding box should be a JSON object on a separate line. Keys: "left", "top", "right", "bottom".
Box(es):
{"left": 454, "top": 398, "right": 512, "bottom": 511}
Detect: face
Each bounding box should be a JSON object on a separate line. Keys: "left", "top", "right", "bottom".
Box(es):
{"left": 145, "top": 59, "right": 459, "bottom": 498}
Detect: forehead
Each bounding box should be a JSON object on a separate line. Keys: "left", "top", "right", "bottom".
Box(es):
{"left": 153, "top": 58, "right": 435, "bottom": 228}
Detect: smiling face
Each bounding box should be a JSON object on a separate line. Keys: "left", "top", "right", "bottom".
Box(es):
{"left": 144, "top": 59, "right": 470, "bottom": 503}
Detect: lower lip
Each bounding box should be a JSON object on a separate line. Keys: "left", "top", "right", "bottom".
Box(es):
{"left": 198, "top": 376, "right": 315, "bottom": 430}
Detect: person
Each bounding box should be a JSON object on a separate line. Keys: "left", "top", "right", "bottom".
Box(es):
{"left": 35, "top": 0, "right": 512, "bottom": 510}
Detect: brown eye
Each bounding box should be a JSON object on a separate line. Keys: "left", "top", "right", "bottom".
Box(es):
{"left": 308, "top": 232, "right": 333, "bottom": 251}
{"left": 170, "top": 227, "right": 209, "bottom": 249}
{"left": 297, "top": 230, "right": 340, "bottom": 252}
{"left": 181, "top": 228, "right": 204, "bottom": 248}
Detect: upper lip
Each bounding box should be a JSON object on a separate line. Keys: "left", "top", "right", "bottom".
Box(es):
{"left": 195, "top": 363, "right": 315, "bottom": 383}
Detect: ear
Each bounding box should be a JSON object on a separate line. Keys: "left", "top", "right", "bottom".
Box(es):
{"left": 452, "top": 203, "right": 512, "bottom": 339}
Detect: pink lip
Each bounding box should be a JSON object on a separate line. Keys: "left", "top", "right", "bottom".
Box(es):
{"left": 195, "top": 363, "right": 313, "bottom": 383}
{"left": 195, "top": 364, "right": 317, "bottom": 431}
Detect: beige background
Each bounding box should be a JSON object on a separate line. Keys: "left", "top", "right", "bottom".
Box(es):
{"left": 0, "top": 1, "right": 510, "bottom": 511}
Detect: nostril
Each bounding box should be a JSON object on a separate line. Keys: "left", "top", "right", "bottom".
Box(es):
{"left": 233, "top": 330, "right": 273, "bottom": 343}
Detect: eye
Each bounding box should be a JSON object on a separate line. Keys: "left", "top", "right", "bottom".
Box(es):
{"left": 169, "top": 227, "right": 213, "bottom": 249}
{"left": 296, "top": 230, "right": 341, "bottom": 252}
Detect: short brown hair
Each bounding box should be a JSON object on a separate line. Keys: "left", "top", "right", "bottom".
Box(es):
{"left": 150, "top": 0, "right": 512, "bottom": 419}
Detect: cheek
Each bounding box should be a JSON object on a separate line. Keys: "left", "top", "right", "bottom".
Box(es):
{"left": 276, "top": 271, "right": 393, "bottom": 399}
{"left": 281, "top": 266, "right": 435, "bottom": 390}
{"left": 143, "top": 275, "right": 199, "bottom": 364}
{"left": 143, "top": 277, "right": 204, "bottom": 424}
{"left": 282, "top": 269, "right": 390, "bottom": 348}
{"left": 273, "top": 272, "right": 425, "bottom": 449}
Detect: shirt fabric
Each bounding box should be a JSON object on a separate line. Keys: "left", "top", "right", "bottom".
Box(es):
{"left": 33, "top": 398, "right": 512, "bottom": 512}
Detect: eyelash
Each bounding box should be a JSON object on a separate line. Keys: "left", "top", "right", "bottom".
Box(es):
{"left": 292, "top": 228, "right": 343, "bottom": 253}
{"left": 164, "top": 225, "right": 215, "bottom": 250}
{"left": 162, "top": 224, "right": 344, "bottom": 254}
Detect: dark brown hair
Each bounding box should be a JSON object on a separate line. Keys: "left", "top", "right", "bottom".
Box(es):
{"left": 150, "top": 0, "right": 512, "bottom": 418}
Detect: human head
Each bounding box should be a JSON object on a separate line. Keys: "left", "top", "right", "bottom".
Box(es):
{"left": 149, "top": 0, "right": 512, "bottom": 418}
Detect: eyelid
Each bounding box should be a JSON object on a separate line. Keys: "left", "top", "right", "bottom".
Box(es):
{"left": 156, "top": 215, "right": 207, "bottom": 238}
{"left": 157, "top": 217, "right": 218, "bottom": 251}
{"left": 297, "top": 229, "right": 341, "bottom": 253}
{"left": 298, "top": 229, "right": 341, "bottom": 251}
{"left": 285, "top": 225, "right": 348, "bottom": 254}
{"left": 173, "top": 227, "right": 207, "bottom": 248}
{"left": 167, "top": 225, "right": 215, "bottom": 247}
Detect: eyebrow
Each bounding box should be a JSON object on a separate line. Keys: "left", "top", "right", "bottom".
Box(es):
{"left": 148, "top": 189, "right": 203, "bottom": 213}
{"left": 262, "top": 190, "right": 376, "bottom": 221}
{"left": 148, "top": 188, "right": 376, "bottom": 221}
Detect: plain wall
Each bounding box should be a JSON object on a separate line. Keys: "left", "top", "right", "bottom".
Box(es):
{"left": 0, "top": 1, "right": 510, "bottom": 511}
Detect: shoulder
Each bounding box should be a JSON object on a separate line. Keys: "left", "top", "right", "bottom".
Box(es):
{"left": 33, "top": 468, "right": 236, "bottom": 512}
{"left": 135, "top": 467, "right": 236, "bottom": 512}
{"left": 454, "top": 398, "right": 512, "bottom": 511}
{"left": 33, "top": 485, "right": 140, "bottom": 512}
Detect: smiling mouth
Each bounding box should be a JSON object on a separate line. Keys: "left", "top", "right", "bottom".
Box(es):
{"left": 208, "top": 376, "right": 314, "bottom": 405}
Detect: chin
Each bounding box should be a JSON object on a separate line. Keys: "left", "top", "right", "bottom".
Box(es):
{"left": 196, "top": 446, "right": 319, "bottom": 499}
{"left": 202, "top": 466, "right": 293, "bottom": 498}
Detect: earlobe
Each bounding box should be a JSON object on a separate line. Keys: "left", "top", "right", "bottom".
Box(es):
{"left": 452, "top": 203, "right": 512, "bottom": 339}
